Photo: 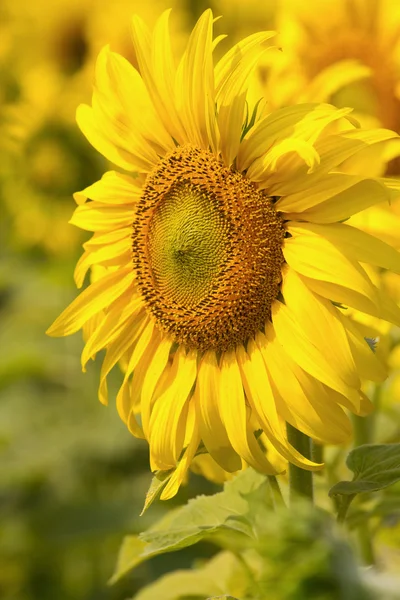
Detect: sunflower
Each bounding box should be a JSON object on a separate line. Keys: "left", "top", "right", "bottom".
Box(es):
{"left": 271, "top": 0, "right": 400, "bottom": 170}
{"left": 47, "top": 9, "right": 400, "bottom": 499}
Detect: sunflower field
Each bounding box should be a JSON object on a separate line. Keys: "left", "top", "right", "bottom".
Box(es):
{"left": 1, "top": 1, "right": 400, "bottom": 599}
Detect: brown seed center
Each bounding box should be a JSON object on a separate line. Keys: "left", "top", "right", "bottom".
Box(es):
{"left": 132, "top": 145, "right": 285, "bottom": 352}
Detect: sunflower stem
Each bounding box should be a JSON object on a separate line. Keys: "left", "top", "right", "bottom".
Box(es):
{"left": 286, "top": 424, "right": 313, "bottom": 503}
{"left": 350, "top": 412, "right": 376, "bottom": 565}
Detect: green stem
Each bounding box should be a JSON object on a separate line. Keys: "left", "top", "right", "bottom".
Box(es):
{"left": 352, "top": 414, "right": 372, "bottom": 447}
{"left": 350, "top": 412, "right": 376, "bottom": 566}
{"left": 312, "top": 442, "right": 324, "bottom": 466}
{"left": 286, "top": 424, "right": 313, "bottom": 503}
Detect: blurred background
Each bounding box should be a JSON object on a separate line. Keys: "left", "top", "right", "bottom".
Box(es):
{"left": 1, "top": 1, "right": 400, "bottom": 599}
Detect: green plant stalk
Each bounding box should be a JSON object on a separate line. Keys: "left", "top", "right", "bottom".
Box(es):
{"left": 286, "top": 424, "right": 313, "bottom": 503}
{"left": 350, "top": 412, "right": 376, "bottom": 565}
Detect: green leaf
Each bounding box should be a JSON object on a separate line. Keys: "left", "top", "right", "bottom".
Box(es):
{"left": 111, "top": 468, "right": 270, "bottom": 584}
{"left": 140, "top": 469, "right": 174, "bottom": 515}
{"left": 329, "top": 443, "right": 400, "bottom": 497}
{"left": 130, "top": 551, "right": 247, "bottom": 600}
{"left": 109, "top": 535, "right": 147, "bottom": 584}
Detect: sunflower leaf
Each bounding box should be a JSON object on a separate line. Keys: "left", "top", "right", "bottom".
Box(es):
{"left": 110, "top": 468, "right": 270, "bottom": 583}
{"left": 127, "top": 551, "right": 247, "bottom": 600}
{"left": 329, "top": 443, "right": 400, "bottom": 497}
{"left": 140, "top": 469, "right": 174, "bottom": 515}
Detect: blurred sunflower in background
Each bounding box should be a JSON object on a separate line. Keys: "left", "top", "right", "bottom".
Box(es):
{"left": 0, "top": 0, "right": 189, "bottom": 256}
{"left": 47, "top": 9, "right": 400, "bottom": 498}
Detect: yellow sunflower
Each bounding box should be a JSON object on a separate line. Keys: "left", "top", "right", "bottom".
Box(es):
{"left": 271, "top": 0, "right": 400, "bottom": 167}
{"left": 47, "top": 10, "right": 400, "bottom": 499}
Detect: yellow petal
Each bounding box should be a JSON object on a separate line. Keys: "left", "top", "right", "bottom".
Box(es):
{"left": 80, "top": 292, "right": 143, "bottom": 370}
{"left": 247, "top": 137, "right": 320, "bottom": 184}
{"left": 218, "top": 350, "right": 279, "bottom": 474}
{"left": 195, "top": 351, "right": 242, "bottom": 472}
{"left": 283, "top": 178, "right": 391, "bottom": 223}
{"left": 272, "top": 300, "right": 360, "bottom": 410}
{"left": 74, "top": 171, "right": 141, "bottom": 205}
{"left": 275, "top": 172, "right": 364, "bottom": 211}
{"left": 284, "top": 229, "right": 379, "bottom": 315}
{"left": 116, "top": 320, "right": 157, "bottom": 424}
{"left": 149, "top": 348, "right": 197, "bottom": 470}
{"left": 141, "top": 335, "right": 174, "bottom": 439}
{"left": 215, "top": 31, "right": 276, "bottom": 165}
{"left": 299, "top": 60, "right": 370, "bottom": 103}
{"left": 76, "top": 104, "right": 152, "bottom": 172}
{"left": 131, "top": 10, "right": 187, "bottom": 144}
{"left": 259, "top": 326, "right": 352, "bottom": 443}
{"left": 97, "top": 314, "right": 142, "bottom": 405}
{"left": 175, "top": 9, "right": 216, "bottom": 150}
{"left": 161, "top": 403, "right": 201, "bottom": 500}
{"left": 69, "top": 202, "right": 134, "bottom": 232}
{"left": 103, "top": 47, "right": 174, "bottom": 153}
{"left": 124, "top": 319, "right": 155, "bottom": 380}
{"left": 281, "top": 269, "right": 360, "bottom": 388}
{"left": 339, "top": 315, "right": 387, "bottom": 383}
{"left": 287, "top": 222, "right": 400, "bottom": 274}
{"left": 47, "top": 267, "right": 134, "bottom": 337}
{"left": 237, "top": 340, "right": 320, "bottom": 468}
{"left": 237, "top": 103, "right": 352, "bottom": 172}
{"left": 74, "top": 237, "right": 132, "bottom": 288}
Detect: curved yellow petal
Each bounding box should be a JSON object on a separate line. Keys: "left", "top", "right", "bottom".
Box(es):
{"left": 287, "top": 222, "right": 400, "bottom": 274}
{"left": 218, "top": 350, "right": 279, "bottom": 474}
{"left": 47, "top": 267, "right": 134, "bottom": 337}
{"left": 258, "top": 328, "right": 351, "bottom": 444}
{"left": 131, "top": 10, "right": 187, "bottom": 144}
{"left": 195, "top": 351, "right": 242, "bottom": 472}
{"left": 124, "top": 319, "right": 155, "bottom": 381}
{"left": 175, "top": 9, "right": 216, "bottom": 150}
{"left": 272, "top": 300, "right": 360, "bottom": 410}
{"left": 103, "top": 47, "right": 174, "bottom": 153}
{"left": 237, "top": 340, "right": 320, "bottom": 468}
{"left": 283, "top": 229, "right": 379, "bottom": 315}
{"left": 284, "top": 178, "right": 391, "bottom": 223}
{"left": 339, "top": 314, "right": 387, "bottom": 383}
{"left": 76, "top": 104, "right": 153, "bottom": 172}
{"left": 69, "top": 202, "right": 134, "bottom": 232}
{"left": 74, "top": 238, "right": 132, "bottom": 288}
{"left": 149, "top": 348, "right": 197, "bottom": 470}
{"left": 97, "top": 314, "right": 142, "bottom": 405}
{"left": 141, "top": 335, "right": 174, "bottom": 439}
{"left": 74, "top": 171, "right": 141, "bottom": 206}
{"left": 247, "top": 138, "right": 320, "bottom": 184}
{"left": 81, "top": 292, "right": 143, "bottom": 370}
{"left": 161, "top": 403, "right": 201, "bottom": 500}
{"left": 237, "top": 103, "right": 352, "bottom": 173}
{"left": 215, "top": 31, "right": 276, "bottom": 165}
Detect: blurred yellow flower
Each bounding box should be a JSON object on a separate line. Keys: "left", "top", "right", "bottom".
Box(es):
{"left": 48, "top": 10, "right": 400, "bottom": 498}
{"left": 270, "top": 0, "right": 400, "bottom": 168}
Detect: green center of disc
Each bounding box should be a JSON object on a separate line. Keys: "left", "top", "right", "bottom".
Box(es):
{"left": 147, "top": 182, "right": 229, "bottom": 307}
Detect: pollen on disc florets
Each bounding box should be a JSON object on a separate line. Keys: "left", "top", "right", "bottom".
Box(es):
{"left": 132, "top": 145, "right": 285, "bottom": 352}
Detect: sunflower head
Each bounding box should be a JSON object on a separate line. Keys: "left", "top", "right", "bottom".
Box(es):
{"left": 133, "top": 144, "right": 285, "bottom": 352}
{"left": 47, "top": 9, "right": 400, "bottom": 499}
